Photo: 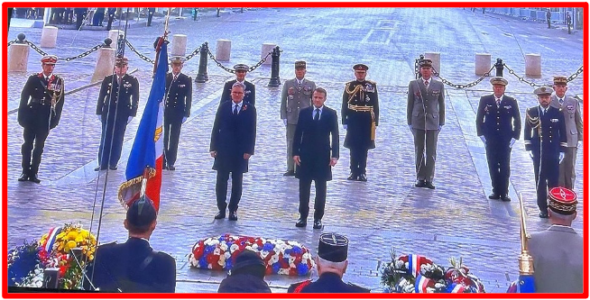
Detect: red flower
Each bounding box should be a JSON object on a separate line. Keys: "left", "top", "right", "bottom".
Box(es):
{"left": 242, "top": 105, "right": 248, "bottom": 112}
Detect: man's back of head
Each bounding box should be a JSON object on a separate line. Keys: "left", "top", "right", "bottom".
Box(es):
{"left": 315, "top": 233, "right": 349, "bottom": 277}
{"left": 124, "top": 195, "right": 158, "bottom": 238}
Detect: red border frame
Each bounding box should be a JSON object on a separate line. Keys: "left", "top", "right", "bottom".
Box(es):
{"left": 1, "top": 1, "right": 590, "bottom": 299}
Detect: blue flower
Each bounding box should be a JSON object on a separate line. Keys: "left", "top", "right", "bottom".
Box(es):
{"left": 263, "top": 243, "right": 274, "bottom": 251}
{"left": 225, "top": 259, "right": 233, "bottom": 271}
{"left": 272, "top": 262, "right": 281, "bottom": 274}
{"left": 291, "top": 246, "right": 302, "bottom": 255}
{"left": 199, "top": 257, "right": 208, "bottom": 268}
{"left": 204, "top": 245, "right": 215, "bottom": 255}
{"left": 383, "top": 287, "right": 391, "bottom": 293}
{"left": 297, "top": 263, "right": 309, "bottom": 276}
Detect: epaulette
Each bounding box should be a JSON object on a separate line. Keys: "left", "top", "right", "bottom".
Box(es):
{"left": 347, "top": 282, "right": 371, "bottom": 293}
{"left": 99, "top": 241, "right": 117, "bottom": 247}
{"left": 365, "top": 80, "right": 376, "bottom": 85}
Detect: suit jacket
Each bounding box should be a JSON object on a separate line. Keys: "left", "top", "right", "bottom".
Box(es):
{"left": 210, "top": 101, "right": 257, "bottom": 173}
{"left": 280, "top": 78, "right": 316, "bottom": 124}
{"left": 165, "top": 72, "right": 192, "bottom": 118}
{"left": 288, "top": 273, "right": 369, "bottom": 293}
{"left": 96, "top": 74, "right": 140, "bottom": 119}
{"left": 524, "top": 106, "right": 567, "bottom": 158}
{"left": 292, "top": 106, "right": 339, "bottom": 181}
{"left": 407, "top": 78, "right": 445, "bottom": 130}
{"left": 528, "top": 225, "right": 583, "bottom": 293}
{"left": 475, "top": 94, "right": 521, "bottom": 140}
{"left": 18, "top": 73, "right": 65, "bottom": 129}
{"left": 84, "top": 238, "right": 176, "bottom": 293}
{"left": 550, "top": 94, "right": 583, "bottom": 146}
{"left": 220, "top": 80, "right": 256, "bottom": 106}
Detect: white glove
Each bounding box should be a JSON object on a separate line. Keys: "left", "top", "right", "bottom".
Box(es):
{"left": 127, "top": 116, "right": 133, "bottom": 124}
{"left": 479, "top": 136, "right": 486, "bottom": 144}
{"left": 182, "top": 117, "right": 187, "bottom": 123}
{"left": 509, "top": 138, "right": 516, "bottom": 148}
{"left": 283, "top": 119, "right": 287, "bottom": 126}
{"left": 343, "top": 124, "right": 348, "bottom": 130}
{"left": 528, "top": 151, "right": 533, "bottom": 159}
{"left": 559, "top": 152, "right": 565, "bottom": 163}
{"left": 97, "top": 115, "right": 101, "bottom": 122}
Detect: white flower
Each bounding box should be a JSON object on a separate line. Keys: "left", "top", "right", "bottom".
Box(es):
{"left": 224, "top": 252, "right": 231, "bottom": 260}
{"left": 278, "top": 268, "right": 290, "bottom": 275}
{"left": 230, "top": 244, "right": 239, "bottom": 253}
{"left": 395, "top": 260, "right": 404, "bottom": 269}
{"left": 219, "top": 243, "right": 228, "bottom": 252}
{"left": 213, "top": 248, "right": 221, "bottom": 256}
{"left": 260, "top": 250, "right": 269, "bottom": 259}
{"left": 269, "top": 253, "right": 279, "bottom": 264}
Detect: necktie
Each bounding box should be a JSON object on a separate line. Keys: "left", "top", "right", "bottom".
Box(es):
{"left": 314, "top": 108, "right": 320, "bottom": 121}
{"left": 234, "top": 104, "right": 238, "bottom": 115}
{"left": 496, "top": 98, "right": 501, "bottom": 108}
{"left": 424, "top": 80, "right": 429, "bottom": 88}
{"left": 559, "top": 98, "right": 564, "bottom": 105}
{"left": 173, "top": 74, "right": 178, "bottom": 81}
{"left": 544, "top": 108, "right": 548, "bottom": 115}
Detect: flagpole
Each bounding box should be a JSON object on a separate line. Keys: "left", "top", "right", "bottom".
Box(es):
{"left": 517, "top": 192, "right": 535, "bottom": 293}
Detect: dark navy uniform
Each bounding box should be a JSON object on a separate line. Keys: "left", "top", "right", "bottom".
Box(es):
{"left": 18, "top": 56, "right": 64, "bottom": 182}
{"left": 96, "top": 64, "right": 140, "bottom": 170}
{"left": 163, "top": 68, "right": 192, "bottom": 169}
{"left": 342, "top": 64, "right": 379, "bottom": 181}
{"left": 219, "top": 64, "right": 256, "bottom": 105}
{"left": 147, "top": 8, "right": 155, "bottom": 26}
{"left": 84, "top": 196, "right": 176, "bottom": 293}
{"left": 289, "top": 233, "right": 369, "bottom": 293}
{"left": 106, "top": 8, "right": 116, "bottom": 31}
{"left": 476, "top": 77, "right": 521, "bottom": 200}
{"left": 524, "top": 89, "right": 567, "bottom": 216}
{"left": 220, "top": 80, "right": 255, "bottom": 106}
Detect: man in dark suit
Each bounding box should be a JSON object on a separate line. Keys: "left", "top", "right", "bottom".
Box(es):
{"left": 95, "top": 56, "right": 140, "bottom": 171}
{"left": 293, "top": 87, "right": 339, "bottom": 229}
{"left": 524, "top": 86, "right": 567, "bottom": 218}
{"left": 288, "top": 233, "right": 369, "bottom": 293}
{"left": 84, "top": 196, "right": 176, "bottom": 293}
{"left": 210, "top": 82, "right": 257, "bottom": 221}
{"left": 17, "top": 55, "right": 65, "bottom": 183}
{"left": 147, "top": 8, "right": 155, "bottom": 27}
{"left": 341, "top": 64, "right": 379, "bottom": 182}
{"left": 476, "top": 77, "right": 521, "bottom": 201}
{"left": 528, "top": 187, "right": 582, "bottom": 293}
{"left": 163, "top": 56, "right": 192, "bottom": 171}
{"left": 106, "top": 8, "right": 116, "bottom": 31}
{"left": 407, "top": 59, "right": 445, "bottom": 189}
{"left": 220, "top": 64, "right": 255, "bottom": 106}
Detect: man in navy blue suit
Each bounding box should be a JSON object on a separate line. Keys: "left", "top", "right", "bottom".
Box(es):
{"left": 476, "top": 77, "right": 521, "bottom": 202}
{"left": 210, "top": 82, "right": 257, "bottom": 221}
{"left": 524, "top": 86, "right": 567, "bottom": 218}
{"left": 293, "top": 87, "right": 339, "bottom": 229}
{"left": 84, "top": 196, "right": 176, "bottom": 292}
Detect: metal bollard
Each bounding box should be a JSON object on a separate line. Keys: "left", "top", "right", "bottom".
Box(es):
{"left": 495, "top": 58, "right": 504, "bottom": 77}
{"left": 17, "top": 33, "right": 26, "bottom": 43}
{"left": 217, "top": 8, "right": 221, "bottom": 17}
{"left": 415, "top": 54, "right": 425, "bottom": 79}
{"left": 268, "top": 46, "right": 281, "bottom": 87}
{"left": 104, "top": 38, "right": 112, "bottom": 48}
{"left": 195, "top": 42, "right": 209, "bottom": 83}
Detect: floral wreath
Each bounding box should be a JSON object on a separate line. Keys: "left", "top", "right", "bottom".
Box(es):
{"left": 189, "top": 234, "right": 314, "bottom": 276}
{"left": 380, "top": 250, "right": 485, "bottom": 293}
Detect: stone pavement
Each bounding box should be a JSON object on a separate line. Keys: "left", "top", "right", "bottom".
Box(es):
{"left": 5, "top": 7, "right": 585, "bottom": 293}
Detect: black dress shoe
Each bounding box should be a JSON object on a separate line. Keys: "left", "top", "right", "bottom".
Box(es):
{"left": 295, "top": 218, "right": 307, "bottom": 227}
{"left": 425, "top": 181, "right": 435, "bottom": 189}
{"left": 313, "top": 219, "right": 323, "bottom": 229}
{"left": 415, "top": 180, "right": 426, "bottom": 187}
{"left": 488, "top": 193, "right": 500, "bottom": 200}
{"left": 167, "top": 165, "right": 176, "bottom": 171}
{"left": 214, "top": 211, "right": 226, "bottom": 219}
{"left": 539, "top": 212, "right": 549, "bottom": 219}
{"left": 94, "top": 166, "right": 107, "bottom": 171}
{"left": 18, "top": 173, "right": 29, "bottom": 182}
{"left": 347, "top": 173, "right": 357, "bottom": 181}
{"left": 228, "top": 211, "right": 238, "bottom": 221}
{"left": 29, "top": 174, "right": 41, "bottom": 184}
{"left": 109, "top": 165, "right": 117, "bottom": 170}
{"left": 283, "top": 170, "right": 295, "bottom": 176}
{"left": 501, "top": 195, "right": 511, "bottom": 202}
{"left": 358, "top": 174, "right": 367, "bottom": 182}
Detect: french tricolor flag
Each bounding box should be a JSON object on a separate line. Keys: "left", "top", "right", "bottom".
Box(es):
{"left": 407, "top": 254, "right": 422, "bottom": 278}
{"left": 118, "top": 39, "right": 168, "bottom": 212}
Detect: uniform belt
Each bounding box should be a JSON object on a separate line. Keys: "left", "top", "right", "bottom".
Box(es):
{"left": 29, "top": 98, "right": 50, "bottom": 105}
{"left": 348, "top": 104, "right": 373, "bottom": 112}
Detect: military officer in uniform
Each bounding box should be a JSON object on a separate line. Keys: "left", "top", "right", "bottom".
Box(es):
{"left": 476, "top": 77, "right": 521, "bottom": 201}
{"left": 550, "top": 76, "right": 583, "bottom": 189}
{"left": 341, "top": 64, "right": 379, "bottom": 182}
{"left": 280, "top": 60, "right": 316, "bottom": 176}
{"left": 95, "top": 56, "right": 140, "bottom": 171}
{"left": 288, "top": 233, "right": 369, "bottom": 293}
{"left": 524, "top": 86, "right": 567, "bottom": 218}
{"left": 528, "top": 187, "right": 583, "bottom": 293}
{"left": 84, "top": 195, "right": 176, "bottom": 293}
{"left": 407, "top": 59, "right": 445, "bottom": 189}
{"left": 17, "top": 55, "right": 65, "bottom": 183}
{"left": 220, "top": 64, "right": 255, "bottom": 106}
{"left": 163, "top": 56, "right": 192, "bottom": 171}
